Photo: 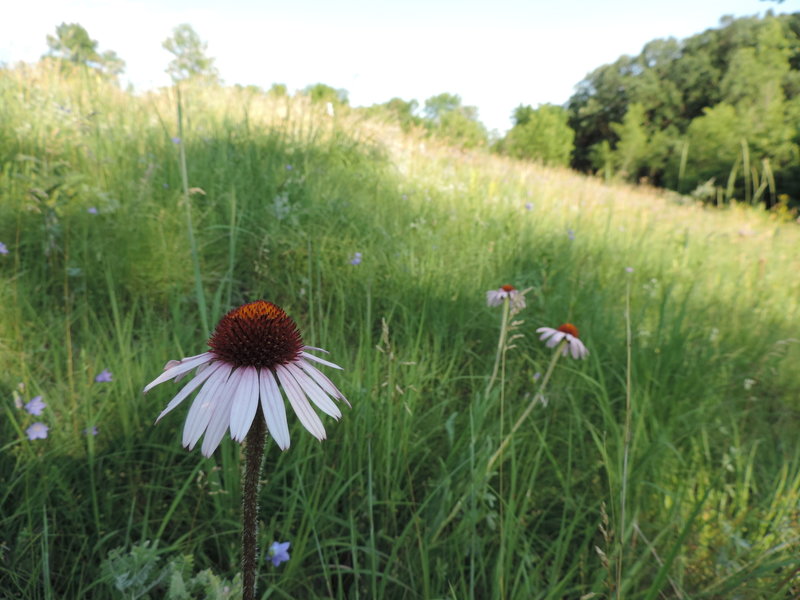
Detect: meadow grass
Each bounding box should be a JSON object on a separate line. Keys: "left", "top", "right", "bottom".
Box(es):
{"left": 1, "top": 62, "right": 799, "bottom": 599}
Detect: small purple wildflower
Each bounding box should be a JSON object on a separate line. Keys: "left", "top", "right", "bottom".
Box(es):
{"left": 625, "top": 267, "right": 634, "bottom": 273}
{"left": 0, "top": 242, "right": 8, "bottom": 255}
{"left": 94, "top": 369, "right": 113, "bottom": 383}
{"left": 171, "top": 136, "right": 181, "bottom": 144}
{"left": 24, "top": 396, "right": 46, "bottom": 416}
{"left": 285, "top": 164, "right": 293, "bottom": 171}
{"left": 525, "top": 202, "right": 533, "bottom": 211}
{"left": 567, "top": 229, "right": 575, "bottom": 241}
{"left": 26, "top": 422, "right": 49, "bottom": 441}
{"left": 87, "top": 207, "right": 98, "bottom": 214}
{"left": 533, "top": 372, "right": 542, "bottom": 381}
{"left": 349, "top": 252, "right": 362, "bottom": 266}
{"left": 84, "top": 426, "right": 99, "bottom": 436}
{"left": 268, "top": 541, "right": 291, "bottom": 567}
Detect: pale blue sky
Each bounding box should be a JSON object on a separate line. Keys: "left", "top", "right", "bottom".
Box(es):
{"left": 1, "top": 0, "right": 793, "bottom": 132}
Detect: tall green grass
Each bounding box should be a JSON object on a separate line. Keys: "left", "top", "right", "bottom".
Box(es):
{"left": 1, "top": 62, "right": 799, "bottom": 599}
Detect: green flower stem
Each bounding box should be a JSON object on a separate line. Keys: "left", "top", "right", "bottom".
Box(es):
{"left": 242, "top": 406, "right": 267, "bottom": 600}
{"left": 175, "top": 87, "right": 209, "bottom": 335}
{"left": 486, "top": 341, "right": 564, "bottom": 474}
{"left": 485, "top": 297, "right": 511, "bottom": 396}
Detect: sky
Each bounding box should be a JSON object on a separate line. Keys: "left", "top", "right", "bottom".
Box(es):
{"left": 1, "top": 0, "right": 794, "bottom": 133}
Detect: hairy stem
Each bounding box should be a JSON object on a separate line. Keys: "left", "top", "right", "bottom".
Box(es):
{"left": 242, "top": 406, "right": 267, "bottom": 600}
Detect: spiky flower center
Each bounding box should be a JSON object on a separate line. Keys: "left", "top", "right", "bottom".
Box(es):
{"left": 501, "top": 284, "right": 516, "bottom": 292}
{"left": 557, "top": 323, "right": 579, "bottom": 338}
{"left": 208, "top": 300, "right": 303, "bottom": 369}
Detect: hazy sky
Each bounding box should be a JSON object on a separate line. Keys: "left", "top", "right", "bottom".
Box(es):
{"left": 1, "top": 0, "right": 793, "bottom": 132}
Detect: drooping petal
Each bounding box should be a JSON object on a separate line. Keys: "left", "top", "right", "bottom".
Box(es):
{"left": 536, "top": 327, "right": 557, "bottom": 341}
{"left": 275, "top": 364, "right": 326, "bottom": 441}
{"left": 182, "top": 364, "right": 232, "bottom": 449}
{"left": 300, "top": 351, "right": 343, "bottom": 370}
{"left": 299, "top": 360, "right": 350, "bottom": 407}
{"left": 285, "top": 363, "right": 341, "bottom": 419}
{"left": 155, "top": 361, "right": 224, "bottom": 423}
{"left": 201, "top": 382, "right": 236, "bottom": 457}
{"left": 545, "top": 332, "right": 566, "bottom": 348}
{"left": 259, "top": 368, "right": 290, "bottom": 450}
{"left": 229, "top": 366, "right": 259, "bottom": 442}
{"left": 144, "top": 352, "right": 214, "bottom": 393}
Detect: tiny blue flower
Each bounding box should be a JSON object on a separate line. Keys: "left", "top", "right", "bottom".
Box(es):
{"left": 171, "top": 137, "right": 181, "bottom": 144}
{"left": 24, "top": 396, "right": 46, "bottom": 416}
{"left": 567, "top": 229, "right": 575, "bottom": 241}
{"left": 95, "top": 369, "right": 113, "bottom": 383}
{"left": 87, "top": 207, "right": 98, "bottom": 214}
{"left": 350, "top": 252, "right": 362, "bottom": 266}
{"left": 525, "top": 202, "right": 533, "bottom": 211}
{"left": 0, "top": 242, "right": 8, "bottom": 255}
{"left": 26, "top": 422, "right": 49, "bottom": 441}
{"left": 268, "top": 541, "right": 291, "bottom": 567}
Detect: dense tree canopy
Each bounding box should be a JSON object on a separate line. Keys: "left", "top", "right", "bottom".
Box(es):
{"left": 43, "top": 23, "right": 125, "bottom": 79}
{"left": 567, "top": 11, "right": 800, "bottom": 205}
{"left": 163, "top": 24, "right": 220, "bottom": 84}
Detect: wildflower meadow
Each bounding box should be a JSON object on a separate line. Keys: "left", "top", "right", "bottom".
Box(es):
{"left": 1, "top": 62, "right": 800, "bottom": 599}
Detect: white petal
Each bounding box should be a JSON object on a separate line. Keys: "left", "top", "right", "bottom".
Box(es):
{"left": 303, "top": 345, "right": 329, "bottom": 354}
{"left": 545, "top": 332, "right": 566, "bottom": 348}
{"left": 259, "top": 369, "right": 290, "bottom": 450}
{"left": 285, "top": 363, "right": 341, "bottom": 419}
{"left": 275, "top": 364, "right": 326, "bottom": 441}
{"left": 229, "top": 367, "right": 259, "bottom": 442}
{"left": 299, "top": 360, "right": 350, "bottom": 407}
{"left": 300, "top": 351, "right": 343, "bottom": 370}
{"left": 182, "top": 365, "right": 231, "bottom": 449}
{"left": 537, "top": 327, "right": 557, "bottom": 341}
{"left": 144, "top": 352, "right": 214, "bottom": 393}
{"left": 155, "top": 362, "right": 224, "bottom": 423}
{"left": 201, "top": 383, "right": 236, "bottom": 457}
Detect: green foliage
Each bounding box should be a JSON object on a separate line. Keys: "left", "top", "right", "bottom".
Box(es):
{"left": 163, "top": 24, "right": 221, "bottom": 84}
{"left": 1, "top": 61, "right": 799, "bottom": 599}
{"left": 268, "top": 83, "right": 288, "bottom": 97}
{"left": 101, "top": 542, "right": 241, "bottom": 599}
{"left": 363, "top": 97, "right": 425, "bottom": 132}
{"left": 303, "top": 82, "right": 349, "bottom": 105}
{"left": 423, "top": 92, "right": 488, "bottom": 148}
{"left": 43, "top": 22, "right": 125, "bottom": 78}
{"left": 568, "top": 12, "right": 800, "bottom": 205}
{"left": 502, "top": 103, "right": 575, "bottom": 166}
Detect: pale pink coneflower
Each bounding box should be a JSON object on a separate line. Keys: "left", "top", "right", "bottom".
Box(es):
{"left": 144, "top": 300, "right": 349, "bottom": 457}
{"left": 536, "top": 323, "right": 589, "bottom": 359}
{"left": 486, "top": 284, "right": 527, "bottom": 314}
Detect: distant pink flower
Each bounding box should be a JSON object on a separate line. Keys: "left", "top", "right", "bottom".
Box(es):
{"left": 536, "top": 323, "right": 589, "bottom": 359}
{"left": 26, "top": 422, "right": 49, "bottom": 440}
{"left": 486, "top": 284, "right": 527, "bottom": 315}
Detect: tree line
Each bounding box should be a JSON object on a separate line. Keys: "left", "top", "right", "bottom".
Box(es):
{"left": 25, "top": 15, "right": 800, "bottom": 208}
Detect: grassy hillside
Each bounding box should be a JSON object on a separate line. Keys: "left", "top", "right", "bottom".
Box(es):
{"left": 1, "top": 62, "right": 799, "bottom": 599}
